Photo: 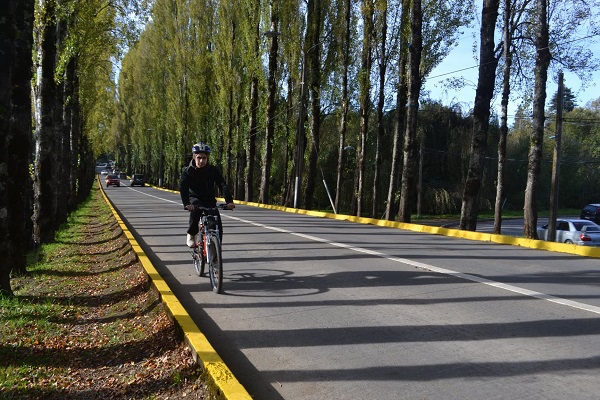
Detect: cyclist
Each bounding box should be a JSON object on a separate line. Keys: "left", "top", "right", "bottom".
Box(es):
{"left": 180, "top": 142, "right": 235, "bottom": 247}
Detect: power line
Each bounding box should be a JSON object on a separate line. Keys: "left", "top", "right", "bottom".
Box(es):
{"left": 428, "top": 33, "right": 600, "bottom": 81}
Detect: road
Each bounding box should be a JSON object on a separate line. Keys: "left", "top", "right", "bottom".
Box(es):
{"left": 102, "top": 182, "right": 600, "bottom": 400}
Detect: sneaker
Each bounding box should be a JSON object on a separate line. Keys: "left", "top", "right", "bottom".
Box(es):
{"left": 186, "top": 234, "right": 196, "bottom": 248}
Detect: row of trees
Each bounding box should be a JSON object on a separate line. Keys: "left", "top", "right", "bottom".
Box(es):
{"left": 1, "top": 0, "right": 599, "bottom": 295}
{"left": 0, "top": 0, "right": 142, "bottom": 295}
{"left": 113, "top": 0, "right": 599, "bottom": 226}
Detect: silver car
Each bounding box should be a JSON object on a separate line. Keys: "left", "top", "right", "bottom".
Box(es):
{"left": 537, "top": 219, "right": 600, "bottom": 246}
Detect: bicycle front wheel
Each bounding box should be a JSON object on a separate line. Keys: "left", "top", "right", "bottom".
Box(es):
{"left": 207, "top": 233, "right": 223, "bottom": 293}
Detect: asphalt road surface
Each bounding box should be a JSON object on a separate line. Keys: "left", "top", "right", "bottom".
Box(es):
{"left": 102, "top": 182, "right": 600, "bottom": 400}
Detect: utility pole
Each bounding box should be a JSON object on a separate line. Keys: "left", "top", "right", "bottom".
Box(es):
{"left": 548, "top": 71, "right": 563, "bottom": 242}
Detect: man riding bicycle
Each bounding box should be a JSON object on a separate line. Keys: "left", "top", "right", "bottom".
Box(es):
{"left": 180, "top": 142, "right": 235, "bottom": 247}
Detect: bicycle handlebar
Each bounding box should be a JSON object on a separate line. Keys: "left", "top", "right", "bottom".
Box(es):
{"left": 186, "top": 204, "right": 231, "bottom": 211}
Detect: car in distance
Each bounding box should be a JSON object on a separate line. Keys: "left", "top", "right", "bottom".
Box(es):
{"left": 537, "top": 219, "right": 600, "bottom": 246}
{"left": 105, "top": 174, "right": 120, "bottom": 187}
{"left": 130, "top": 174, "right": 145, "bottom": 187}
{"left": 580, "top": 203, "right": 600, "bottom": 224}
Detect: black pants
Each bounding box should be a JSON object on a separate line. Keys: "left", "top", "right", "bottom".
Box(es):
{"left": 187, "top": 198, "right": 223, "bottom": 241}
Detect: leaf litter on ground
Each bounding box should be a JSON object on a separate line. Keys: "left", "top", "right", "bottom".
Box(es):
{"left": 0, "top": 185, "right": 222, "bottom": 400}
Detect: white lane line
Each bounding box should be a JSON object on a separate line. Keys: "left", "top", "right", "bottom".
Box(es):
{"left": 128, "top": 188, "right": 181, "bottom": 204}
{"left": 225, "top": 214, "right": 600, "bottom": 316}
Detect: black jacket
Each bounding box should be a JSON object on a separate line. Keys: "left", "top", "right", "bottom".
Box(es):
{"left": 179, "top": 159, "right": 233, "bottom": 208}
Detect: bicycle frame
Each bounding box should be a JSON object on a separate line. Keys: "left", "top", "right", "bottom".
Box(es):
{"left": 189, "top": 205, "right": 227, "bottom": 293}
{"left": 199, "top": 213, "right": 219, "bottom": 259}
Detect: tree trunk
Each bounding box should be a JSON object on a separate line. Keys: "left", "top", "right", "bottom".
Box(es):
{"left": 459, "top": 0, "right": 500, "bottom": 231}
{"left": 245, "top": 76, "right": 258, "bottom": 202}
{"left": 1, "top": 0, "right": 34, "bottom": 296}
{"left": 397, "top": 0, "right": 422, "bottom": 223}
{"left": 372, "top": 2, "right": 387, "bottom": 219}
{"left": 259, "top": 4, "right": 278, "bottom": 205}
{"left": 334, "top": 0, "right": 351, "bottom": 214}
{"left": 494, "top": 1, "right": 512, "bottom": 234}
{"left": 303, "top": 0, "right": 322, "bottom": 211}
{"left": 226, "top": 91, "right": 233, "bottom": 184}
{"left": 54, "top": 12, "right": 70, "bottom": 228}
{"left": 32, "top": 0, "right": 60, "bottom": 246}
{"left": 356, "top": 0, "right": 374, "bottom": 217}
{"left": 385, "top": 0, "right": 410, "bottom": 221}
{"left": 523, "top": 0, "right": 551, "bottom": 239}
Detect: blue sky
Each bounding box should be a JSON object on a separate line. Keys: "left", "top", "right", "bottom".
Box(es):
{"left": 423, "top": 24, "right": 600, "bottom": 124}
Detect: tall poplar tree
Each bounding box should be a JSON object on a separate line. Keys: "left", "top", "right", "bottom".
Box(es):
{"left": 397, "top": 0, "right": 422, "bottom": 222}
{"left": 333, "top": 0, "right": 352, "bottom": 214}
{"left": 523, "top": 0, "right": 550, "bottom": 238}
{"left": 353, "top": 0, "right": 374, "bottom": 217}
{"left": 459, "top": 0, "right": 500, "bottom": 231}
{"left": 0, "top": 0, "right": 34, "bottom": 296}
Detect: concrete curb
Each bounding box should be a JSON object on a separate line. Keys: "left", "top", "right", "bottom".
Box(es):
{"left": 97, "top": 178, "right": 253, "bottom": 399}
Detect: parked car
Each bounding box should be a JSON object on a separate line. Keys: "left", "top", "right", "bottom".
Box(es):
{"left": 130, "top": 174, "right": 146, "bottom": 187}
{"left": 105, "top": 174, "right": 120, "bottom": 187}
{"left": 537, "top": 219, "right": 600, "bottom": 246}
{"left": 580, "top": 203, "right": 600, "bottom": 224}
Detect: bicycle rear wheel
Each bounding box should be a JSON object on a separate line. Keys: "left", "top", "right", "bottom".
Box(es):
{"left": 207, "top": 233, "right": 223, "bottom": 293}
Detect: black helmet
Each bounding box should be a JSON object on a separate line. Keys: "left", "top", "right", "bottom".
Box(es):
{"left": 192, "top": 142, "right": 211, "bottom": 154}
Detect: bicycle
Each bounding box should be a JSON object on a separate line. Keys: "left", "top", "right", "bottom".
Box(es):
{"left": 189, "top": 204, "right": 229, "bottom": 293}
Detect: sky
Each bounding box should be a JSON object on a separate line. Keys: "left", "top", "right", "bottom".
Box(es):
{"left": 423, "top": 21, "right": 600, "bottom": 125}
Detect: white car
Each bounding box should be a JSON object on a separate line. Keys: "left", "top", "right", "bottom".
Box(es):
{"left": 537, "top": 219, "right": 600, "bottom": 246}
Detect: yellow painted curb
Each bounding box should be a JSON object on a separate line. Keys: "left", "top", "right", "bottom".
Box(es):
{"left": 227, "top": 199, "right": 600, "bottom": 259}
{"left": 97, "top": 177, "right": 252, "bottom": 400}
{"left": 144, "top": 184, "right": 600, "bottom": 259}
{"left": 154, "top": 182, "right": 600, "bottom": 259}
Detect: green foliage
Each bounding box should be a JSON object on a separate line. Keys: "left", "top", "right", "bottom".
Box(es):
{"left": 548, "top": 86, "right": 578, "bottom": 113}
{"left": 76, "top": 0, "right": 600, "bottom": 219}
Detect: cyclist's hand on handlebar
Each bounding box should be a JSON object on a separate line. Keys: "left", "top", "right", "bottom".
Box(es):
{"left": 226, "top": 202, "right": 235, "bottom": 210}
{"left": 185, "top": 204, "right": 195, "bottom": 211}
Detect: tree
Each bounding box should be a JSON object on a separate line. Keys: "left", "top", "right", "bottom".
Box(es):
{"left": 302, "top": 0, "right": 323, "bottom": 210}
{"left": 0, "top": 0, "right": 34, "bottom": 296}
{"left": 385, "top": 0, "right": 410, "bottom": 221}
{"left": 259, "top": 2, "right": 279, "bottom": 204}
{"left": 32, "top": 0, "right": 60, "bottom": 246}
{"left": 354, "top": 0, "right": 374, "bottom": 217}
{"left": 548, "top": 86, "right": 577, "bottom": 113}
{"left": 459, "top": 0, "right": 500, "bottom": 231}
{"left": 245, "top": 5, "right": 260, "bottom": 203}
{"left": 523, "top": 0, "right": 551, "bottom": 238}
{"left": 333, "top": 0, "right": 352, "bottom": 214}
{"left": 371, "top": 0, "right": 388, "bottom": 219}
{"left": 386, "top": 0, "right": 474, "bottom": 220}
{"left": 397, "top": 0, "right": 422, "bottom": 222}
{"left": 494, "top": 0, "right": 515, "bottom": 235}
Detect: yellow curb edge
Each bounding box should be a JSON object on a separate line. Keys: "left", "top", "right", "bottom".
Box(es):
{"left": 153, "top": 184, "right": 600, "bottom": 259}
{"left": 97, "top": 178, "right": 253, "bottom": 399}
{"left": 231, "top": 199, "right": 600, "bottom": 259}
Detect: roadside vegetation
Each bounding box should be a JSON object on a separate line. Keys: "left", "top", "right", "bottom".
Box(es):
{"left": 0, "top": 185, "right": 220, "bottom": 399}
